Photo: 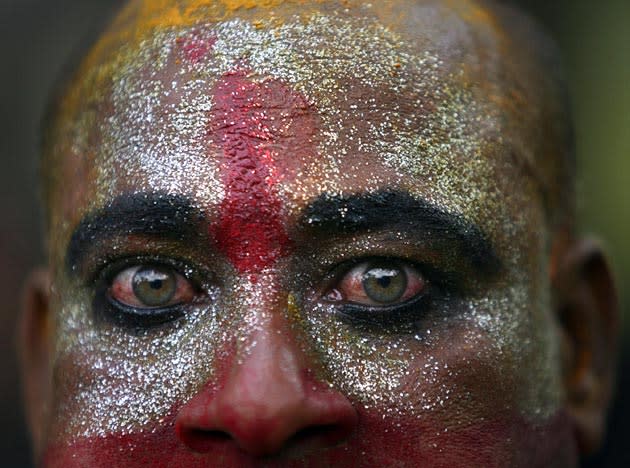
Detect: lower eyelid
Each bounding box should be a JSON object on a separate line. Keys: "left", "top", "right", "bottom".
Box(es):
{"left": 100, "top": 294, "right": 187, "bottom": 329}
{"left": 334, "top": 293, "right": 433, "bottom": 329}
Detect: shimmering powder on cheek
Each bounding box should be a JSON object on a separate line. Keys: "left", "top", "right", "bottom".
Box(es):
{"left": 51, "top": 280, "right": 224, "bottom": 438}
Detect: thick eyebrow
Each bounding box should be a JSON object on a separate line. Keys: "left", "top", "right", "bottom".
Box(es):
{"left": 65, "top": 193, "right": 204, "bottom": 273}
{"left": 300, "top": 190, "right": 502, "bottom": 276}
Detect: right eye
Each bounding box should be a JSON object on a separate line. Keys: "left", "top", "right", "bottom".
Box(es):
{"left": 96, "top": 263, "right": 200, "bottom": 329}
{"left": 109, "top": 265, "right": 196, "bottom": 309}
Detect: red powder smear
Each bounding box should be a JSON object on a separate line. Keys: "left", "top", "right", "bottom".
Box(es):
{"left": 210, "top": 70, "right": 315, "bottom": 274}
{"left": 176, "top": 31, "right": 216, "bottom": 63}
{"left": 42, "top": 408, "right": 577, "bottom": 467}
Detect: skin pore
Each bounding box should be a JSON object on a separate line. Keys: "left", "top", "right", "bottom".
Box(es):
{"left": 20, "top": 0, "right": 618, "bottom": 466}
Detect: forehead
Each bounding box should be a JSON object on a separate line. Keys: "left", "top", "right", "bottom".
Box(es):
{"left": 49, "top": 0, "right": 542, "bottom": 256}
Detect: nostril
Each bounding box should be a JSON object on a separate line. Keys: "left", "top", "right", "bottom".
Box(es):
{"left": 290, "top": 424, "right": 336, "bottom": 444}
{"left": 177, "top": 427, "right": 233, "bottom": 453}
{"left": 285, "top": 423, "right": 353, "bottom": 455}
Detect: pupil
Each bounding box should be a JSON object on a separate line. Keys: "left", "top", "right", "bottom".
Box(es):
{"left": 376, "top": 276, "right": 392, "bottom": 288}
{"left": 150, "top": 279, "right": 163, "bottom": 290}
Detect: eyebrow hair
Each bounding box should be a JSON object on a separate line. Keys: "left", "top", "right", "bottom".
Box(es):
{"left": 300, "top": 190, "right": 502, "bottom": 275}
{"left": 66, "top": 193, "right": 204, "bottom": 273}
{"left": 66, "top": 190, "right": 502, "bottom": 278}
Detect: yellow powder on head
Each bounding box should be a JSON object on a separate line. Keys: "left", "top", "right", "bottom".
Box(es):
{"left": 75, "top": 0, "right": 336, "bottom": 71}
{"left": 118, "top": 0, "right": 325, "bottom": 34}
{"left": 52, "top": 0, "right": 507, "bottom": 161}
{"left": 445, "top": 0, "right": 505, "bottom": 41}
{"left": 54, "top": 0, "right": 330, "bottom": 131}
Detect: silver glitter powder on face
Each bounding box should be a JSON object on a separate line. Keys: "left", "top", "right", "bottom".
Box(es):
{"left": 48, "top": 4, "right": 563, "bottom": 443}
{"left": 51, "top": 278, "right": 224, "bottom": 438}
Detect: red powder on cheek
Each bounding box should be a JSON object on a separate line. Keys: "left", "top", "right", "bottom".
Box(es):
{"left": 209, "top": 70, "right": 315, "bottom": 274}
{"left": 42, "top": 408, "right": 578, "bottom": 467}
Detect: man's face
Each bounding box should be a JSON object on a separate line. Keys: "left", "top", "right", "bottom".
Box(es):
{"left": 37, "top": 1, "right": 581, "bottom": 466}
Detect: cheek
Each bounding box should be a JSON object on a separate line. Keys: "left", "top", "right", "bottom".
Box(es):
{"left": 305, "top": 289, "right": 562, "bottom": 426}
{"left": 46, "top": 277, "right": 289, "bottom": 443}
{"left": 44, "top": 292, "right": 575, "bottom": 467}
{"left": 46, "top": 289, "right": 229, "bottom": 442}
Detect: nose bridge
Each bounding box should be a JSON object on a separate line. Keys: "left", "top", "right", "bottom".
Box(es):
{"left": 229, "top": 275, "right": 303, "bottom": 366}
{"left": 221, "top": 300, "right": 307, "bottom": 418}
{"left": 207, "top": 277, "right": 313, "bottom": 429}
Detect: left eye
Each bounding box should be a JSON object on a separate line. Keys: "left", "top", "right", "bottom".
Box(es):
{"left": 325, "top": 260, "right": 426, "bottom": 306}
{"left": 109, "top": 265, "right": 195, "bottom": 309}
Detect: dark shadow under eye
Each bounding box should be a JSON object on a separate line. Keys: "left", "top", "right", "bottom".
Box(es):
{"left": 335, "top": 293, "right": 432, "bottom": 331}
{"left": 94, "top": 287, "right": 186, "bottom": 331}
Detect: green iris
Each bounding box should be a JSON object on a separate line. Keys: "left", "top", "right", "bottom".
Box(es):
{"left": 132, "top": 266, "right": 177, "bottom": 307}
{"left": 362, "top": 265, "right": 407, "bottom": 304}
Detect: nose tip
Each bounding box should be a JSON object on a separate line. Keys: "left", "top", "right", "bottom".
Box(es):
{"left": 175, "top": 326, "right": 357, "bottom": 458}
{"left": 176, "top": 383, "right": 358, "bottom": 457}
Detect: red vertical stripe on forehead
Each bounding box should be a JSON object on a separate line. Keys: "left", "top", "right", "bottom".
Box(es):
{"left": 210, "top": 70, "right": 312, "bottom": 274}
{"left": 177, "top": 31, "right": 216, "bottom": 63}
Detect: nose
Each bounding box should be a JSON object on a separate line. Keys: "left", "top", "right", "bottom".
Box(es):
{"left": 175, "top": 322, "right": 358, "bottom": 458}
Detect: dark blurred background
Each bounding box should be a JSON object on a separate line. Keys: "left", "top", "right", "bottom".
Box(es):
{"left": 0, "top": 0, "right": 627, "bottom": 466}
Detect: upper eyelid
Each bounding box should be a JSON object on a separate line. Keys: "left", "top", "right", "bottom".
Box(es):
{"left": 320, "top": 257, "right": 421, "bottom": 294}
{"left": 309, "top": 237, "right": 448, "bottom": 271}
{"left": 339, "top": 259, "right": 424, "bottom": 287}
{"left": 64, "top": 193, "right": 203, "bottom": 275}
{"left": 111, "top": 264, "right": 188, "bottom": 286}
{"left": 299, "top": 228, "right": 502, "bottom": 288}
{"left": 73, "top": 236, "right": 220, "bottom": 284}
{"left": 327, "top": 257, "right": 425, "bottom": 280}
